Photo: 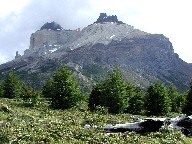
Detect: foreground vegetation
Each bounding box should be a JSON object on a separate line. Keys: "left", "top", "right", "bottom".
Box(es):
{"left": 1, "top": 98, "right": 192, "bottom": 144}
{"left": 1, "top": 66, "right": 192, "bottom": 143}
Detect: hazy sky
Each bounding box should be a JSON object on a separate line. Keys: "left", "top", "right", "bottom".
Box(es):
{"left": 0, "top": 0, "right": 192, "bottom": 64}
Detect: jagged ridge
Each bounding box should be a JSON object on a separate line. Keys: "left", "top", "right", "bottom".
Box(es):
{"left": 94, "top": 13, "right": 124, "bottom": 24}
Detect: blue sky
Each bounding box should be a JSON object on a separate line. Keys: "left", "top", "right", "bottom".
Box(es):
{"left": 0, "top": 0, "right": 192, "bottom": 64}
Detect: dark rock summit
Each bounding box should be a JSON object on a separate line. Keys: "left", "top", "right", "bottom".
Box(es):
{"left": 40, "top": 21, "right": 63, "bottom": 31}
{"left": 95, "top": 13, "right": 124, "bottom": 24}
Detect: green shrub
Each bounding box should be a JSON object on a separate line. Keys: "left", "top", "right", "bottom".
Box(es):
{"left": 21, "top": 85, "right": 40, "bottom": 107}
{"left": 0, "top": 127, "right": 9, "bottom": 144}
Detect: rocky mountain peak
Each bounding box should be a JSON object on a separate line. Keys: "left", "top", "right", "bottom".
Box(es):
{"left": 95, "top": 13, "right": 124, "bottom": 24}
{"left": 3, "top": 13, "right": 191, "bottom": 92}
{"left": 40, "top": 21, "right": 63, "bottom": 31}
{"left": 23, "top": 13, "right": 148, "bottom": 56}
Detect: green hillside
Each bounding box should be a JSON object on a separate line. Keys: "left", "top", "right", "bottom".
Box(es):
{"left": 1, "top": 98, "right": 192, "bottom": 144}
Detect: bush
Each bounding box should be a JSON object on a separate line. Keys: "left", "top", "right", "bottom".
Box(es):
{"left": 21, "top": 85, "right": 40, "bottom": 107}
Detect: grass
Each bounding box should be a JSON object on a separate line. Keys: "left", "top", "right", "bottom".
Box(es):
{"left": 0, "top": 98, "right": 192, "bottom": 144}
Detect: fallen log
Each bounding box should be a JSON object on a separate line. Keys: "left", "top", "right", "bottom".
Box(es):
{"left": 103, "top": 115, "right": 192, "bottom": 136}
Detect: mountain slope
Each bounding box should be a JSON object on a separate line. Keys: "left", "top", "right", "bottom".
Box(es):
{"left": 0, "top": 13, "right": 191, "bottom": 91}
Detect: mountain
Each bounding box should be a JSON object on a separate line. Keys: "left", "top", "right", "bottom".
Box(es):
{"left": 0, "top": 13, "right": 191, "bottom": 91}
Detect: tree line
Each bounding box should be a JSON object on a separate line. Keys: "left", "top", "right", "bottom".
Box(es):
{"left": 0, "top": 66, "right": 192, "bottom": 116}
{"left": 0, "top": 71, "right": 40, "bottom": 107}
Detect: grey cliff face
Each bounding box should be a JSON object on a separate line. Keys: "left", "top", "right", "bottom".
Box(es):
{"left": 24, "top": 14, "right": 147, "bottom": 58}
{"left": 1, "top": 13, "right": 192, "bottom": 91}
{"left": 24, "top": 28, "right": 81, "bottom": 57}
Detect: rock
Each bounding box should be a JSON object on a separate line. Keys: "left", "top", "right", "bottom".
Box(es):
{"left": 176, "top": 115, "right": 192, "bottom": 136}
{"left": 139, "top": 119, "right": 164, "bottom": 134}
{"left": 0, "top": 121, "right": 4, "bottom": 125}
{"left": 0, "top": 105, "right": 11, "bottom": 113}
{"left": 104, "top": 119, "right": 164, "bottom": 134}
{"left": 15, "top": 51, "right": 21, "bottom": 59}
{"left": 104, "top": 115, "right": 192, "bottom": 136}
{"left": 177, "top": 115, "right": 192, "bottom": 128}
{"left": 40, "top": 21, "right": 63, "bottom": 31}
{"left": 83, "top": 124, "right": 91, "bottom": 129}
{"left": 95, "top": 13, "right": 124, "bottom": 24}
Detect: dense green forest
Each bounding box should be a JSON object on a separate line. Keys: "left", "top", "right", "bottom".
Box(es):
{"left": 1, "top": 65, "right": 192, "bottom": 143}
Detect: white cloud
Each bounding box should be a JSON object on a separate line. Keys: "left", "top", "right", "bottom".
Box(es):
{"left": 0, "top": 53, "right": 8, "bottom": 64}
{"left": 0, "top": 0, "right": 30, "bottom": 18}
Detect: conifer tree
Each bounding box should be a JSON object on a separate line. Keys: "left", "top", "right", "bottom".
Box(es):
{"left": 42, "top": 77, "right": 54, "bottom": 98}
{"left": 104, "top": 69, "right": 128, "bottom": 113}
{"left": 47, "top": 66, "right": 82, "bottom": 109}
{"left": 145, "top": 81, "right": 171, "bottom": 116}
{"left": 88, "top": 83, "right": 103, "bottom": 111}
{"left": 3, "top": 71, "right": 22, "bottom": 98}
{"left": 0, "top": 80, "right": 4, "bottom": 97}
{"left": 88, "top": 69, "right": 128, "bottom": 114}
{"left": 168, "top": 84, "right": 181, "bottom": 112}
{"left": 126, "top": 84, "right": 144, "bottom": 115}
{"left": 182, "top": 81, "right": 192, "bottom": 115}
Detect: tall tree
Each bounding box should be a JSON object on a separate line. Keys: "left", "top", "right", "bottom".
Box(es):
{"left": 88, "top": 69, "right": 128, "bottom": 114}
{"left": 104, "top": 69, "right": 128, "bottom": 113}
{"left": 126, "top": 84, "right": 144, "bottom": 115}
{"left": 88, "top": 83, "right": 103, "bottom": 111}
{"left": 0, "top": 80, "right": 4, "bottom": 97}
{"left": 168, "top": 84, "right": 181, "bottom": 113}
{"left": 182, "top": 81, "right": 192, "bottom": 115}
{"left": 46, "top": 66, "right": 82, "bottom": 109}
{"left": 3, "top": 71, "right": 22, "bottom": 98}
{"left": 42, "top": 77, "right": 54, "bottom": 98}
{"left": 145, "top": 81, "right": 171, "bottom": 116}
